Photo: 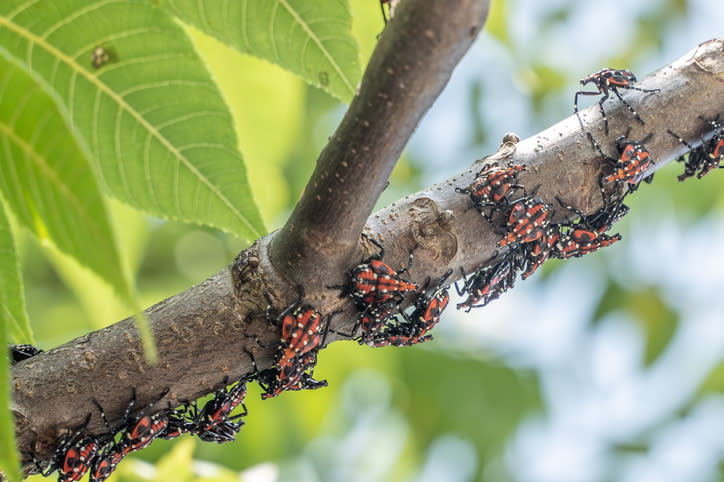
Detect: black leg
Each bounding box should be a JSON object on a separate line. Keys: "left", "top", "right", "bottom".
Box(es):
{"left": 597, "top": 89, "right": 611, "bottom": 134}
{"left": 574, "top": 90, "right": 604, "bottom": 131}
{"left": 611, "top": 87, "right": 644, "bottom": 125}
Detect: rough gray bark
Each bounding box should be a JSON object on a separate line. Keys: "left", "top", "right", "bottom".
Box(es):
{"left": 10, "top": 10, "right": 724, "bottom": 475}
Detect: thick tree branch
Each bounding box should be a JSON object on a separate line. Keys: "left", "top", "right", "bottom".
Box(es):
{"left": 12, "top": 37, "right": 724, "bottom": 473}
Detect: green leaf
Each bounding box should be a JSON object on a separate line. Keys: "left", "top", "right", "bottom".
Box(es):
{"left": 0, "top": 0, "right": 265, "bottom": 241}
{"left": 697, "top": 361, "right": 724, "bottom": 398}
{"left": 0, "top": 201, "right": 22, "bottom": 482}
{"left": 0, "top": 198, "right": 32, "bottom": 343}
{"left": 0, "top": 58, "right": 157, "bottom": 359}
{"left": 592, "top": 283, "right": 678, "bottom": 367}
{"left": 0, "top": 57, "right": 130, "bottom": 304}
{"left": 632, "top": 288, "right": 678, "bottom": 367}
{"left": 189, "top": 28, "right": 305, "bottom": 224}
{"left": 163, "top": 0, "right": 361, "bottom": 102}
{"left": 484, "top": 0, "right": 510, "bottom": 47}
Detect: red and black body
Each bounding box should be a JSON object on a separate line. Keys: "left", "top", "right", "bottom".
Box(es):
{"left": 496, "top": 197, "right": 554, "bottom": 248}
{"left": 187, "top": 380, "right": 248, "bottom": 443}
{"left": 368, "top": 286, "right": 450, "bottom": 347}
{"left": 456, "top": 255, "right": 521, "bottom": 311}
{"left": 574, "top": 68, "right": 659, "bottom": 134}
{"left": 588, "top": 131, "right": 654, "bottom": 194}
{"left": 668, "top": 115, "right": 724, "bottom": 181}
{"left": 41, "top": 415, "right": 99, "bottom": 482}
{"left": 456, "top": 162, "right": 527, "bottom": 215}
{"left": 520, "top": 226, "right": 560, "bottom": 280}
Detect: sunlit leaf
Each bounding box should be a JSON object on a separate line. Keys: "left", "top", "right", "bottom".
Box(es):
{"left": 190, "top": 29, "right": 305, "bottom": 225}
{"left": 593, "top": 283, "right": 678, "bottom": 367}
{"left": 631, "top": 288, "right": 678, "bottom": 367}
{"left": 0, "top": 198, "right": 31, "bottom": 343}
{"left": 484, "top": 0, "right": 510, "bottom": 47}
{"left": 0, "top": 200, "right": 22, "bottom": 482}
{"left": 697, "top": 361, "right": 724, "bottom": 398}
{"left": 0, "top": 0, "right": 265, "bottom": 242}
{"left": 591, "top": 281, "right": 627, "bottom": 325}
{"left": 162, "top": 0, "right": 361, "bottom": 102}
{"left": 0, "top": 57, "right": 135, "bottom": 312}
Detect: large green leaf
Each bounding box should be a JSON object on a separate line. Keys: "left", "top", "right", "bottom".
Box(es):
{"left": 0, "top": 57, "right": 133, "bottom": 307}
{"left": 0, "top": 201, "right": 22, "bottom": 482}
{"left": 163, "top": 0, "right": 361, "bottom": 102}
{"left": 0, "top": 0, "right": 265, "bottom": 241}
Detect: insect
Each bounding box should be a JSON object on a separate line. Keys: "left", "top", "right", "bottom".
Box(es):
{"left": 160, "top": 405, "right": 192, "bottom": 440}
{"left": 256, "top": 351, "right": 328, "bottom": 400}
{"left": 456, "top": 256, "right": 520, "bottom": 311}
{"left": 552, "top": 228, "right": 622, "bottom": 259}
{"left": 353, "top": 305, "right": 393, "bottom": 344}
{"left": 668, "top": 115, "right": 724, "bottom": 181}
{"left": 272, "top": 301, "right": 325, "bottom": 371}
{"left": 496, "top": 196, "right": 554, "bottom": 248}
{"left": 556, "top": 195, "right": 629, "bottom": 235}
{"left": 369, "top": 281, "right": 451, "bottom": 348}
{"left": 574, "top": 68, "right": 659, "bottom": 134}
{"left": 551, "top": 196, "right": 625, "bottom": 259}
{"left": 520, "top": 226, "right": 560, "bottom": 280}
{"left": 588, "top": 131, "right": 654, "bottom": 194}
{"left": 93, "top": 388, "right": 171, "bottom": 460}
{"left": 8, "top": 343, "right": 42, "bottom": 364}
{"left": 259, "top": 291, "right": 331, "bottom": 397}
{"left": 42, "top": 414, "right": 99, "bottom": 482}
{"left": 333, "top": 236, "right": 417, "bottom": 316}
{"left": 90, "top": 45, "right": 113, "bottom": 69}
{"left": 187, "top": 379, "right": 249, "bottom": 443}
{"left": 456, "top": 163, "right": 527, "bottom": 214}
{"left": 88, "top": 443, "right": 124, "bottom": 482}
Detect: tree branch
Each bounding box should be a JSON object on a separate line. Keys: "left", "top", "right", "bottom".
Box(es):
{"left": 12, "top": 35, "right": 724, "bottom": 474}
{"left": 270, "top": 0, "right": 490, "bottom": 291}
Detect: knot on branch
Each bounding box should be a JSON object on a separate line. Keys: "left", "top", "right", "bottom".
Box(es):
{"left": 408, "top": 197, "right": 457, "bottom": 261}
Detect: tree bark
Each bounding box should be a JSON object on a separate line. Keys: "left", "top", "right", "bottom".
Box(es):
{"left": 11, "top": 18, "right": 724, "bottom": 475}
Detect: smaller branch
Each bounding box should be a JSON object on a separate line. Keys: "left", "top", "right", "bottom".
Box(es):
{"left": 270, "top": 0, "right": 490, "bottom": 292}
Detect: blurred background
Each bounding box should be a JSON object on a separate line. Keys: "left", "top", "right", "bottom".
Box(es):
{"left": 20, "top": 0, "right": 724, "bottom": 481}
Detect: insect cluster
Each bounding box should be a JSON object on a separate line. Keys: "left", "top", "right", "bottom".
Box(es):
{"left": 9, "top": 345, "right": 251, "bottom": 481}
{"left": 454, "top": 68, "right": 663, "bottom": 310}
{"left": 668, "top": 115, "right": 724, "bottom": 181}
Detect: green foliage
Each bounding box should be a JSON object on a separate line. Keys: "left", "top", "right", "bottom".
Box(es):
{"left": 0, "top": 0, "right": 265, "bottom": 241}
{"left": 0, "top": 57, "right": 132, "bottom": 317}
{"left": 484, "top": 0, "right": 510, "bottom": 46}
{"left": 0, "top": 202, "right": 22, "bottom": 482}
{"left": 162, "top": 0, "right": 361, "bottom": 103}
{"left": 0, "top": 199, "right": 32, "bottom": 344}
{"left": 593, "top": 282, "right": 679, "bottom": 367}
{"left": 697, "top": 362, "right": 724, "bottom": 398}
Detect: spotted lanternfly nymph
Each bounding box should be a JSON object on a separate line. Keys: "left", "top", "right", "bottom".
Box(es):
{"left": 8, "top": 343, "right": 42, "bottom": 364}
{"left": 574, "top": 68, "right": 659, "bottom": 134}
{"left": 42, "top": 414, "right": 99, "bottom": 482}
{"left": 588, "top": 131, "right": 654, "bottom": 195}
{"left": 456, "top": 162, "right": 527, "bottom": 215}
{"left": 186, "top": 379, "right": 249, "bottom": 443}
{"left": 334, "top": 236, "right": 417, "bottom": 315}
{"left": 496, "top": 196, "right": 554, "bottom": 248}
{"left": 668, "top": 115, "right": 724, "bottom": 181}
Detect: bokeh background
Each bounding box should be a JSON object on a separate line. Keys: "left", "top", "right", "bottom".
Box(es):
{"left": 20, "top": 0, "right": 724, "bottom": 481}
